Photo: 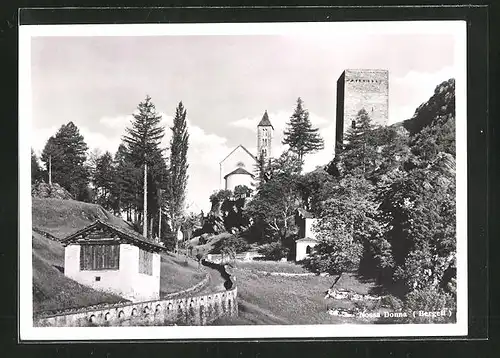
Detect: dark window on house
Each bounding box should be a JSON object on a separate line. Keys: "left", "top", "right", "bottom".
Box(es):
{"left": 80, "top": 244, "right": 120, "bottom": 271}
{"left": 139, "top": 249, "right": 153, "bottom": 275}
{"left": 306, "top": 245, "right": 312, "bottom": 254}
{"left": 351, "top": 120, "right": 356, "bottom": 129}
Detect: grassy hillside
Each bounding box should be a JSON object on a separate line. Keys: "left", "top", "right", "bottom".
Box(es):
{"left": 160, "top": 252, "right": 206, "bottom": 295}
{"left": 32, "top": 198, "right": 210, "bottom": 314}
{"left": 32, "top": 197, "right": 133, "bottom": 239}
{"left": 213, "top": 263, "right": 380, "bottom": 325}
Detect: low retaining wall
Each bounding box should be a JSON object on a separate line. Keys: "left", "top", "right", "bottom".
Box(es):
{"left": 35, "top": 287, "right": 238, "bottom": 327}
{"left": 235, "top": 267, "right": 316, "bottom": 277}
{"left": 207, "top": 251, "right": 263, "bottom": 263}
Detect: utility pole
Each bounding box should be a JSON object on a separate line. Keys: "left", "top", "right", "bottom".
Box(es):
{"left": 143, "top": 162, "right": 148, "bottom": 238}
{"left": 158, "top": 189, "right": 162, "bottom": 241}
{"left": 48, "top": 155, "right": 52, "bottom": 185}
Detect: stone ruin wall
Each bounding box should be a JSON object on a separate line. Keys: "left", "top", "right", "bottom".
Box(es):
{"left": 35, "top": 287, "right": 238, "bottom": 327}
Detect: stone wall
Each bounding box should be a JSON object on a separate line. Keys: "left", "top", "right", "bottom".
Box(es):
{"left": 35, "top": 287, "right": 238, "bottom": 327}
{"left": 207, "top": 251, "right": 263, "bottom": 263}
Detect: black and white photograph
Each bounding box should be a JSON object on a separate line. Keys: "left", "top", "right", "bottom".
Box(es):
{"left": 19, "top": 20, "right": 467, "bottom": 340}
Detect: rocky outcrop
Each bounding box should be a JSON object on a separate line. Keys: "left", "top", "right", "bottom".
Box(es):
{"left": 403, "top": 78, "right": 455, "bottom": 136}
{"left": 32, "top": 181, "right": 74, "bottom": 200}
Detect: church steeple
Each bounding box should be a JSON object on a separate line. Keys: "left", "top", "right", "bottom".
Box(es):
{"left": 257, "top": 110, "right": 273, "bottom": 162}
{"left": 258, "top": 110, "right": 274, "bottom": 129}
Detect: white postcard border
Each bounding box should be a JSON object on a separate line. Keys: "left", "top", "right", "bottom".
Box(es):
{"left": 19, "top": 20, "right": 468, "bottom": 340}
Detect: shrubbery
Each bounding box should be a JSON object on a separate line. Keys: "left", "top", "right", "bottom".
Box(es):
{"left": 258, "top": 242, "right": 290, "bottom": 261}
{"left": 401, "top": 287, "right": 456, "bottom": 323}
{"left": 211, "top": 234, "right": 250, "bottom": 255}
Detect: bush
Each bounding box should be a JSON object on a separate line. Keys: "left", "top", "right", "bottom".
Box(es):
{"left": 401, "top": 287, "right": 456, "bottom": 323}
{"left": 380, "top": 295, "right": 404, "bottom": 310}
{"left": 212, "top": 235, "right": 250, "bottom": 254}
{"left": 258, "top": 242, "right": 290, "bottom": 261}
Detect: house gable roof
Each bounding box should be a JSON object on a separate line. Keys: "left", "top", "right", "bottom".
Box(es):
{"left": 220, "top": 145, "right": 257, "bottom": 164}
{"left": 61, "top": 220, "right": 165, "bottom": 253}
{"left": 223, "top": 167, "right": 254, "bottom": 179}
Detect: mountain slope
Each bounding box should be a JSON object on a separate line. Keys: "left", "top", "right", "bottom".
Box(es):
{"left": 403, "top": 78, "right": 455, "bottom": 138}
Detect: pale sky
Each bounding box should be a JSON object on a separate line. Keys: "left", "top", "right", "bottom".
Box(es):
{"left": 30, "top": 27, "right": 459, "bottom": 212}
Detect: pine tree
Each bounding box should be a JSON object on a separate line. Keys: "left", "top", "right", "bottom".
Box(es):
{"left": 341, "top": 108, "right": 378, "bottom": 175}
{"left": 166, "top": 102, "right": 189, "bottom": 251}
{"left": 113, "top": 144, "right": 142, "bottom": 219}
{"left": 94, "top": 151, "right": 115, "bottom": 209}
{"left": 147, "top": 148, "right": 170, "bottom": 240}
{"left": 122, "top": 96, "right": 165, "bottom": 237}
{"left": 31, "top": 149, "right": 43, "bottom": 184}
{"left": 40, "top": 122, "right": 89, "bottom": 200}
{"left": 282, "top": 97, "right": 324, "bottom": 162}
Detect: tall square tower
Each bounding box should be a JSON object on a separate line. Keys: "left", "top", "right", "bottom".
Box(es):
{"left": 336, "top": 69, "right": 389, "bottom": 148}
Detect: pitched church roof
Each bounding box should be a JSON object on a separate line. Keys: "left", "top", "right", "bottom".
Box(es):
{"left": 220, "top": 144, "right": 257, "bottom": 164}
{"left": 258, "top": 110, "right": 274, "bottom": 129}
{"left": 223, "top": 167, "right": 254, "bottom": 179}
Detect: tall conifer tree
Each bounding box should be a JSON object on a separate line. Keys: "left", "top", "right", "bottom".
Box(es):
{"left": 40, "top": 122, "right": 89, "bottom": 200}
{"left": 342, "top": 108, "right": 378, "bottom": 175}
{"left": 282, "top": 97, "right": 325, "bottom": 162}
{"left": 166, "top": 102, "right": 189, "bottom": 251}
{"left": 122, "top": 96, "right": 165, "bottom": 237}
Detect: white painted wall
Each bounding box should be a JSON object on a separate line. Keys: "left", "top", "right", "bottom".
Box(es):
{"left": 225, "top": 172, "right": 254, "bottom": 192}
{"left": 305, "top": 218, "right": 318, "bottom": 240}
{"left": 64, "top": 243, "right": 161, "bottom": 302}
{"left": 295, "top": 240, "right": 318, "bottom": 261}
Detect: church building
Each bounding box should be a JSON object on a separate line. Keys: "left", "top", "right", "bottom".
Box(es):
{"left": 219, "top": 111, "right": 274, "bottom": 192}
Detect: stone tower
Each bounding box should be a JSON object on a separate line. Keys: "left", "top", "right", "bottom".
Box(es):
{"left": 257, "top": 110, "right": 274, "bottom": 162}
{"left": 336, "top": 69, "right": 389, "bottom": 148}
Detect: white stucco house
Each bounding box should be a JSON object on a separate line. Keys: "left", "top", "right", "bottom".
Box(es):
{"left": 61, "top": 219, "right": 164, "bottom": 302}
{"left": 295, "top": 208, "right": 319, "bottom": 261}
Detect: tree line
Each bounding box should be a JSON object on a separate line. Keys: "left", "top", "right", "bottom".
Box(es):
{"left": 31, "top": 96, "right": 189, "bottom": 248}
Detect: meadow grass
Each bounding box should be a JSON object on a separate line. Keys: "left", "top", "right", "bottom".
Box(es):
{"left": 32, "top": 197, "right": 132, "bottom": 239}
{"left": 213, "top": 269, "right": 379, "bottom": 325}
{"left": 234, "top": 260, "right": 310, "bottom": 274}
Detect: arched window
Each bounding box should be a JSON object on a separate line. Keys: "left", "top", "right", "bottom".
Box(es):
{"left": 306, "top": 245, "right": 312, "bottom": 255}
{"left": 351, "top": 120, "right": 356, "bottom": 129}
{"left": 237, "top": 161, "right": 245, "bottom": 168}
{"left": 262, "top": 148, "right": 267, "bottom": 157}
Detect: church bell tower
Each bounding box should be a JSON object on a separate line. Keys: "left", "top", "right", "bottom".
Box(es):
{"left": 257, "top": 110, "right": 274, "bottom": 163}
